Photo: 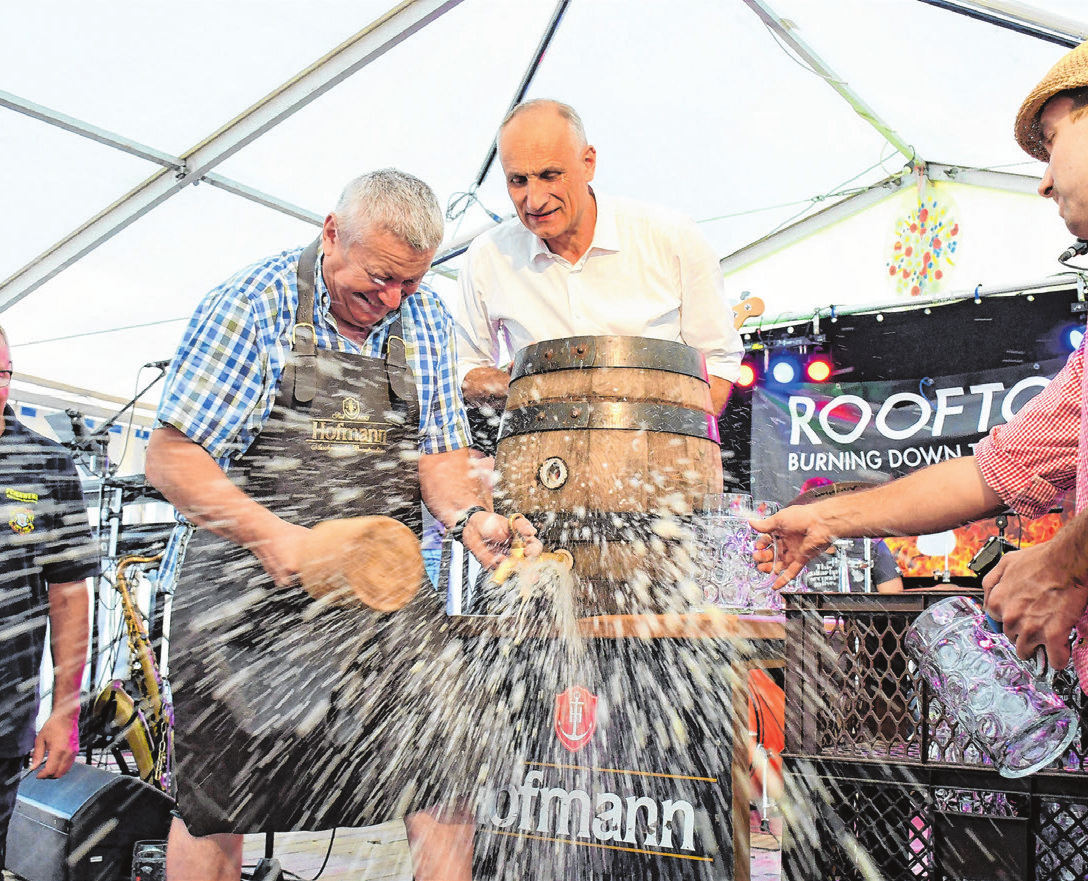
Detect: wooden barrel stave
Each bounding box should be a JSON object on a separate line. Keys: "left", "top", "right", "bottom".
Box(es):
{"left": 495, "top": 336, "right": 723, "bottom": 615}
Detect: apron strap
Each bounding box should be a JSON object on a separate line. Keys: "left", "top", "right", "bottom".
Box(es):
{"left": 288, "top": 237, "right": 322, "bottom": 404}
{"left": 289, "top": 235, "right": 415, "bottom": 410}
{"left": 384, "top": 320, "right": 416, "bottom": 406}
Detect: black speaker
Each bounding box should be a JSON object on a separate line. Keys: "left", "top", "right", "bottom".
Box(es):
{"left": 7, "top": 763, "right": 173, "bottom": 881}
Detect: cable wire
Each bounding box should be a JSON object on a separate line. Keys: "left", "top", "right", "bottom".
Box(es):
{"left": 446, "top": 187, "right": 504, "bottom": 226}
{"left": 284, "top": 828, "right": 338, "bottom": 881}
{"left": 17, "top": 317, "right": 189, "bottom": 348}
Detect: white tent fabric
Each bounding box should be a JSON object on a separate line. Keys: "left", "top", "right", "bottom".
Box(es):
{"left": 2, "top": 0, "right": 1087, "bottom": 408}
{"left": 725, "top": 178, "right": 1073, "bottom": 323}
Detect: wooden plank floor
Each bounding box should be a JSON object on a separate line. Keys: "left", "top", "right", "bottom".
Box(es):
{"left": 241, "top": 821, "right": 412, "bottom": 880}
{"left": 237, "top": 815, "right": 782, "bottom": 881}
{"left": 2, "top": 817, "right": 780, "bottom": 881}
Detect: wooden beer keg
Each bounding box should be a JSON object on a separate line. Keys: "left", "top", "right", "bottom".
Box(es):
{"left": 494, "top": 336, "right": 723, "bottom": 615}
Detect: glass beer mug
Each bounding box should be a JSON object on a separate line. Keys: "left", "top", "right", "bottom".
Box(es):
{"left": 697, "top": 494, "right": 779, "bottom": 610}
{"left": 904, "top": 595, "right": 1079, "bottom": 778}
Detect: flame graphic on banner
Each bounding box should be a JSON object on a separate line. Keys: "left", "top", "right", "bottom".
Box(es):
{"left": 885, "top": 500, "right": 1071, "bottom": 578}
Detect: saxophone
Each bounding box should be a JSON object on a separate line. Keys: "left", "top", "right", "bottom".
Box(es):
{"left": 90, "top": 552, "right": 173, "bottom": 794}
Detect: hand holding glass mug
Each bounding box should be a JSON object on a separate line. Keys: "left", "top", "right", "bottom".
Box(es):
{"left": 749, "top": 504, "right": 835, "bottom": 589}
{"left": 981, "top": 538, "right": 1088, "bottom": 673}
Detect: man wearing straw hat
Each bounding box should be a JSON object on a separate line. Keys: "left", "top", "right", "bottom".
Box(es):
{"left": 751, "top": 41, "right": 1088, "bottom": 690}
{"left": 146, "top": 169, "right": 539, "bottom": 881}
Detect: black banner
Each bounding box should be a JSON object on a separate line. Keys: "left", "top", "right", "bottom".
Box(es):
{"left": 751, "top": 357, "right": 1067, "bottom": 505}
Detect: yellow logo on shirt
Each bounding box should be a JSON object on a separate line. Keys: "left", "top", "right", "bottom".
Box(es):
{"left": 9, "top": 507, "right": 34, "bottom": 534}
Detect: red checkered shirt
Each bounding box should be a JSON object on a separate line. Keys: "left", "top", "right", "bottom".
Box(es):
{"left": 974, "top": 343, "right": 1086, "bottom": 519}
{"left": 974, "top": 341, "right": 1088, "bottom": 691}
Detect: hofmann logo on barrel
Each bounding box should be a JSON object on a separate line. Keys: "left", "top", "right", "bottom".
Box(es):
{"left": 482, "top": 767, "right": 701, "bottom": 854}
{"left": 555, "top": 686, "right": 596, "bottom": 752}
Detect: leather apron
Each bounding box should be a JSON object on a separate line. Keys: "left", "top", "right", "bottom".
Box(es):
{"left": 170, "top": 243, "right": 471, "bottom": 836}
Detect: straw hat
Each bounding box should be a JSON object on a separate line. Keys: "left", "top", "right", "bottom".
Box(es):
{"left": 1015, "top": 40, "right": 1088, "bottom": 162}
{"left": 299, "top": 515, "right": 425, "bottom": 612}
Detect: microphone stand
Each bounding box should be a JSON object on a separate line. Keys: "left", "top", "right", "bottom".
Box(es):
{"left": 85, "top": 365, "right": 169, "bottom": 476}
{"left": 82, "top": 365, "right": 169, "bottom": 713}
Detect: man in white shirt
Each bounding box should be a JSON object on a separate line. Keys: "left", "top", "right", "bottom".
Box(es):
{"left": 453, "top": 99, "right": 744, "bottom": 418}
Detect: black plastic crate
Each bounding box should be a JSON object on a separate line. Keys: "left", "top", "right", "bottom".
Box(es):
{"left": 781, "top": 591, "right": 1088, "bottom": 881}
{"left": 783, "top": 591, "right": 1088, "bottom": 771}
{"left": 782, "top": 760, "right": 1088, "bottom": 881}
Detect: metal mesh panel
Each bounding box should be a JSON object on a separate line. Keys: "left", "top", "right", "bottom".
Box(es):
{"left": 814, "top": 610, "right": 922, "bottom": 760}
{"left": 932, "top": 786, "right": 1030, "bottom": 881}
{"left": 783, "top": 591, "right": 1088, "bottom": 881}
{"left": 782, "top": 764, "right": 933, "bottom": 881}
{"left": 785, "top": 591, "right": 1088, "bottom": 772}
{"left": 1037, "top": 800, "right": 1088, "bottom": 881}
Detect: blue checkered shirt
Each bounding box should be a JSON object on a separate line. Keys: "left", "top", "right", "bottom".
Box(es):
{"left": 154, "top": 243, "right": 470, "bottom": 587}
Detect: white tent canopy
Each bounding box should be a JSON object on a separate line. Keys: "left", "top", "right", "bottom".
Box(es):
{"left": 2, "top": 0, "right": 1087, "bottom": 409}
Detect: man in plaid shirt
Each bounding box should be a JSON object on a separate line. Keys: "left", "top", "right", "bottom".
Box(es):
{"left": 146, "top": 169, "right": 538, "bottom": 881}
{"left": 751, "top": 41, "right": 1088, "bottom": 692}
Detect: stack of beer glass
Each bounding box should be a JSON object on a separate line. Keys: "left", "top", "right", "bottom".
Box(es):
{"left": 696, "top": 493, "right": 781, "bottom": 611}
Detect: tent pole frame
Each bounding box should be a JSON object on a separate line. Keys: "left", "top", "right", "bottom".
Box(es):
{"left": 0, "top": 0, "right": 465, "bottom": 312}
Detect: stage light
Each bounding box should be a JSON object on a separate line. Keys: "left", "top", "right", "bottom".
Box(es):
{"left": 804, "top": 355, "right": 833, "bottom": 383}
{"left": 769, "top": 354, "right": 799, "bottom": 385}
{"left": 737, "top": 361, "right": 758, "bottom": 388}
{"left": 1066, "top": 325, "right": 1085, "bottom": 351}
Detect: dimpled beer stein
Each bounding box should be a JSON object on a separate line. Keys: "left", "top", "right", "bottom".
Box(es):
{"left": 696, "top": 494, "right": 750, "bottom": 608}
{"left": 742, "top": 500, "right": 783, "bottom": 611}
{"left": 904, "top": 595, "right": 1079, "bottom": 778}
{"left": 697, "top": 494, "right": 778, "bottom": 610}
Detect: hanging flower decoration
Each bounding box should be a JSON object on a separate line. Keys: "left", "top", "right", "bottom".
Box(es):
{"left": 887, "top": 198, "right": 959, "bottom": 297}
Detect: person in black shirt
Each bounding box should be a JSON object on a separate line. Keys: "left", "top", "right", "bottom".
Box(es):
{"left": 0, "top": 326, "right": 97, "bottom": 869}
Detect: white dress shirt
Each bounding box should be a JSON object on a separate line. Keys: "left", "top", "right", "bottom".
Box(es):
{"left": 453, "top": 192, "right": 743, "bottom": 384}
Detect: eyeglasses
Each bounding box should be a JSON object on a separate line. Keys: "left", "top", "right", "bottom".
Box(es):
{"left": 0, "top": 371, "right": 12, "bottom": 388}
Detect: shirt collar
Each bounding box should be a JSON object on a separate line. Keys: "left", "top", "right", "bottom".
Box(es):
{"left": 314, "top": 246, "right": 331, "bottom": 321}
{"left": 525, "top": 188, "right": 618, "bottom": 265}
{"left": 1, "top": 405, "right": 19, "bottom": 438}
{"left": 590, "top": 192, "right": 620, "bottom": 253}
{"left": 313, "top": 247, "right": 398, "bottom": 344}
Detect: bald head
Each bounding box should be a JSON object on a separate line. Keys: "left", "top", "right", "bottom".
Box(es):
{"left": 500, "top": 99, "right": 587, "bottom": 147}
{"left": 497, "top": 100, "right": 597, "bottom": 259}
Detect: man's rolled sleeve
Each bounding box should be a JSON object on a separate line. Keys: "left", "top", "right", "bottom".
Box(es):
{"left": 39, "top": 456, "right": 97, "bottom": 585}
{"left": 156, "top": 288, "right": 275, "bottom": 465}
{"left": 409, "top": 289, "right": 472, "bottom": 456}
{"left": 974, "top": 347, "right": 1082, "bottom": 519}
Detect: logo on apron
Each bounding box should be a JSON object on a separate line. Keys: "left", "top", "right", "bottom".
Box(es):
{"left": 310, "top": 395, "right": 392, "bottom": 452}
{"left": 9, "top": 506, "right": 34, "bottom": 534}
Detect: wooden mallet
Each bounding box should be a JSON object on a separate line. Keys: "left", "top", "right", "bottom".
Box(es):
{"left": 299, "top": 516, "right": 425, "bottom": 612}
